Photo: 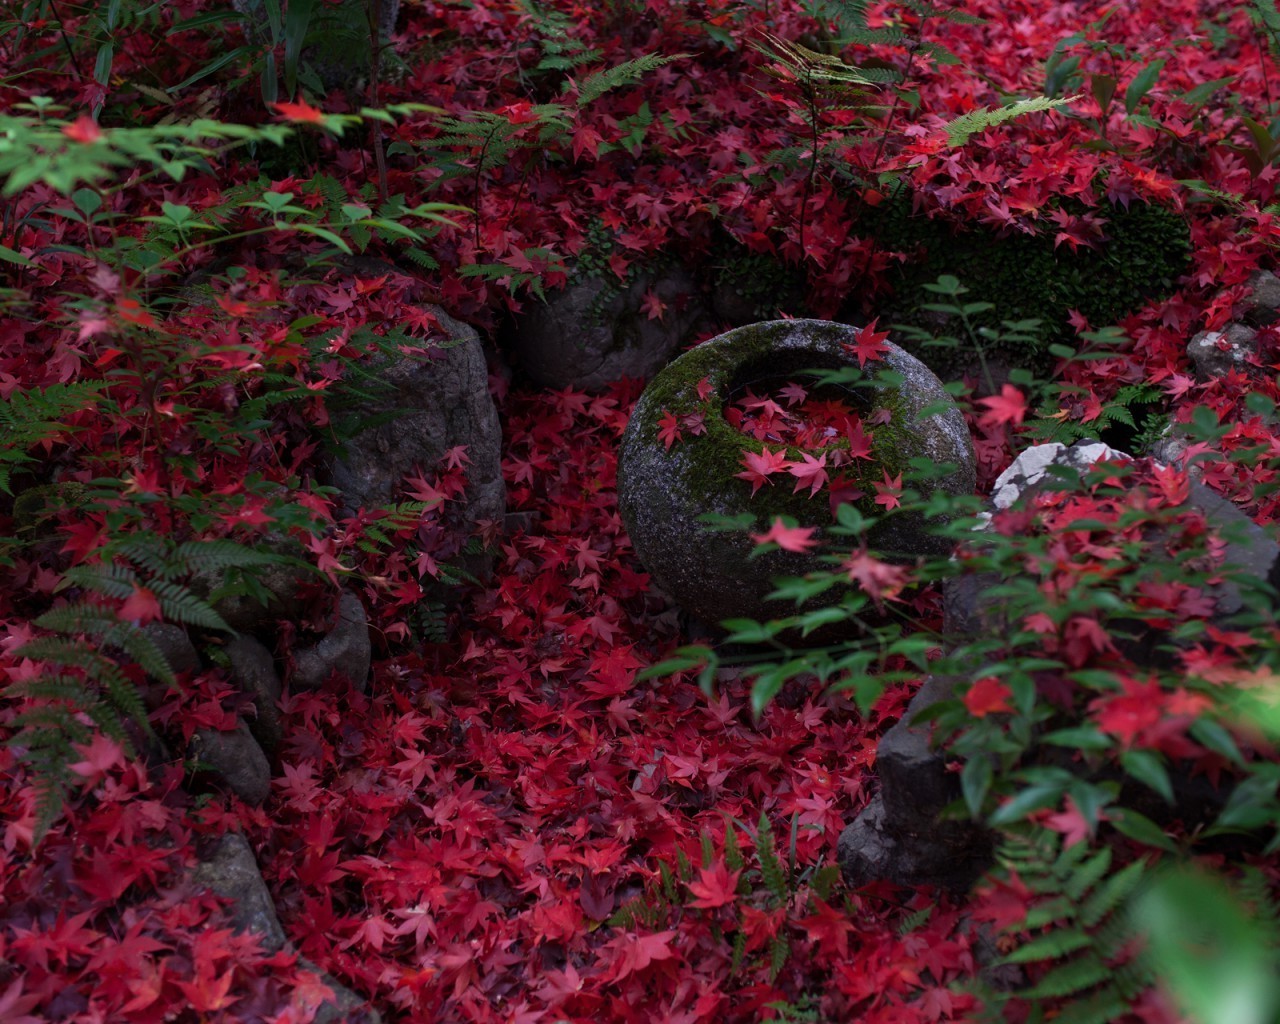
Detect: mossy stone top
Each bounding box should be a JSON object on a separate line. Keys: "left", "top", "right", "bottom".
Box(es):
{"left": 616, "top": 319, "right": 975, "bottom": 633}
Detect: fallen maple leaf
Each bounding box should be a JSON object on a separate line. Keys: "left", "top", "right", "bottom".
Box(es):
{"left": 687, "top": 863, "right": 741, "bottom": 909}
{"left": 735, "top": 446, "right": 790, "bottom": 495}
{"left": 62, "top": 115, "right": 102, "bottom": 144}
{"left": 788, "top": 451, "right": 829, "bottom": 497}
{"left": 976, "top": 384, "right": 1028, "bottom": 429}
{"left": 273, "top": 100, "right": 326, "bottom": 124}
{"left": 751, "top": 518, "right": 818, "bottom": 553}
{"left": 963, "top": 676, "right": 1012, "bottom": 718}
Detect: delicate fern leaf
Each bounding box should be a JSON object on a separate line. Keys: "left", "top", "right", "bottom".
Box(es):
{"left": 756, "top": 813, "right": 789, "bottom": 903}
{"left": 1050, "top": 987, "right": 1131, "bottom": 1024}
{"left": 574, "top": 53, "right": 689, "bottom": 107}
{"left": 943, "top": 96, "right": 1078, "bottom": 147}
{"left": 98, "top": 670, "right": 151, "bottom": 729}
{"left": 725, "top": 824, "right": 746, "bottom": 875}
{"left": 403, "top": 247, "right": 439, "bottom": 271}
{"left": 1020, "top": 954, "right": 1109, "bottom": 999}
{"left": 897, "top": 0, "right": 986, "bottom": 23}
{"left": 768, "top": 932, "right": 790, "bottom": 982}
{"left": 174, "top": 539, "right": 300, "bottom": 572}
{"left": 701, "top": 831, "right": 715, "bottom": 869}
{"left": 60, "top": 563, "right": 141, "bottom": 600}
{"left": 1001, "top": 928, "right": 1093, "bottom": 964}
{"left": 1065, "top": 848, "right": 1113, "bottom": 901}
{"left": 675, "top": 846, "right": 693, "bottom": 882}
{"left": 149, "top": 578, "right": 231, "bottom": 631}
{"left": 897, "top": 901, "right": 936, "bottom": 937}
{"left": 1080, "top": 858, "right": 1147, "bottom": 928}
{"left": 15, "top": 635, "right": 121, "bottom": 676}
{"left": 730, "top": 927, "right": 748, "bottom": 976}
{"left": 31, "top": 601, "right": 123, "bottom": 637}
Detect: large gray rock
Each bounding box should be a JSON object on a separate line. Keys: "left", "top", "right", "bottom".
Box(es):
{"left": 324, "top": 306, "right": 504, "bottom": 569}
{"left": 224, "top": 634, "right": 284, "bottom": 755}
{"left": 191, "top": 833, "right": 381, "bottom": 1024}
{"left": 189, "top": 722, "right": 272, "bottom": 806}
{"left": 1239, "top": 268, "right": 1280, "bottom": 325}
{"left": 291, "top": 590, "right": 371, "bottom": 693}
{"left": 1187, "top": 322, "right": 1257, "bottom": 379}
{"left": 617, "top": 319, "right": 975, "bottom": 632}
{"left": 192, "top": 833, "right": 288, "bottom": 952}
{"left": 512, "top": 264, "right": 707, "bottom": 390}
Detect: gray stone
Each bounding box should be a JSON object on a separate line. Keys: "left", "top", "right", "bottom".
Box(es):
{"left": 224, "top": 635, "right": 284, "bottom": 756}
{"left": 1188, "top": 322, "right": 1258, "bottom": 379}
{"left": 192, "top": 833, "right": 287, "bottom": 952}
{"left": 617, "top": 319, "right": 974, "bottom": 633}
{"left": 189, "top": 723, "right": 272, "bottom": 806}
{"left": 1241, "top": 269, "right": 1280, "bottom": 324}
{"left": 191, "top": 833, "right": 380, "bottom": 1023}
{"left": 324, "top": 305, "right": 504, "bottom": 575}
{"left": 512, "top": 264, "right": 707, "bottom": 390}
{"left": 989, "top": 440, "right": 1129, "bottom": 511}
{"left": 291, "top": 590, "right": 371, "bottom": 692}
{"left": 837, "top": 794, "right": 992, "bottom": 893}
{"left": 188, "top": 535, "right": 313, "bottom": 636}
{"left": 141, "top": 623, "right": 200, "bottom": 677}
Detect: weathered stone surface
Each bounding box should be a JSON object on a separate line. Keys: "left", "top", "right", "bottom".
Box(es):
{"left": 617, "top": 319, "right": 974, "bottom": 632}
{"left": 193, "top": 832, "right": 288, "bottom": 952}
{"left": 141, "top": 623, "right": 201, "bottom": 677}
{"left": 323, "top": 306, "right": 504, "bottom": 567}
{"left": 189, "top": 535, "right": 313, "bottom": 636}
{"left": 988, "top": 440, "right": 1128, "bottom": 510}
{"left": 837, "top": 794, "right": 993, "bottom": 893}
{"left": 1187, "top": 322, "right": 1258, "bottom": 379}
{"left": 189, "top": 723, "right": 272, "bottom": 806}
{"left": 191, "top": 833, "right": 381, "bottom": 1023}
{"left": 224, "top": 635, "right": 284, "bottom": 755}
{"left": 291, "top": 590, "right": 371, "bottom": 693}
{"left": 1240, "top": 269, "right": 1280, "bottom": 324}
{"left": 512, "top": 265, "right": 707, "bottom": 390}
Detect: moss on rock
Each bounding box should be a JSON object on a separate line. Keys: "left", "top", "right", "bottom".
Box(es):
{"left": 856, "top": 183, "right": 1191, "bottom": 376}
{"left": 617, "top": 320, "right": 975, "bottom": 634}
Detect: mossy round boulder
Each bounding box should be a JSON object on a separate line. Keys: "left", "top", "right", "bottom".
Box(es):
{"left": 616, "top": 320, "right": 975, "bottom": 632}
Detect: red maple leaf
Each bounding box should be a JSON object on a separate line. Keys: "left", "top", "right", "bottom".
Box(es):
{"left": 846, "top": 317, "right": 890, "bottom": 367}
{"left": 788, "top": 451, "right": 829, "bottom": 497}
{"left": 601, "top": 929, "right": 679, "bottom": 982}
{"left": 687, "top": 863, "right": 741, "bottom": 909}
{"left": 874, "top": 470, "right": 903, "bottom": 510}
{"left": 62, "top": 115, "right": 102, "bottom": 144}
{"left": 119, "top": 585, "right": 164, "bottom": 625}
{"left": 657, "top": 409, "right": 682, "bottom": 450}
{"left": 273, "top": 100, "right": 326, "bottom": 124}
{"left": 751, "top": 518, "right": 819, "bottom": 553}
{"left": 844, "top": 548, "right": 909, "bottom": 606}
{"left": 963, "top": 676, "right": 1012, "bottom": 718}
{"left": 976, "top": 384, "right": 1028, "bottom": 429}
{"left": 735, "top": 446, "right": 790, "bottom": 495}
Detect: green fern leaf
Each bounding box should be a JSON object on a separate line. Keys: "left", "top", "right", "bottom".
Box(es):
{"left": 1001, "top": 928, "right": 1093, "bottom": 964}
{"left": 574, "top": 53, "right": 689, "bottom": 107}
{"left": 1065, "top": 848, "right": 1113, "bottom": 901}
{"left": 1081, "top": 858, "right": 1147, "bottom": 928}
{"left": 1020, "top": 954, "right": 1109, "bottom": 1000}
{"left": 943, "top": 95, "right": 1079, "bottom": 147}
{"left": 756, "top": 813, "right": 789, "bottom": 903}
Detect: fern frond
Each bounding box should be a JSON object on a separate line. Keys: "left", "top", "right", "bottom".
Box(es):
{"left": 943, "top": 95, "right": 1079, "bottom": 147}
{"left": 1020, "top": 954, "right": 1109, "bottom": 1000}
{"left": 149, "top": 578, "right": 230, "bottom": 631}
{"left": 756, "top": 813, "right": 789, "bottom": 903}
{"left": 574, "top": 52, "right": 690, "bottom": 107}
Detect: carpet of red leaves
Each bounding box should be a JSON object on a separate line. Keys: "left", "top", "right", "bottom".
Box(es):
{"left": 5, "top": 0, "right": 1280, "bottom": 1020}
